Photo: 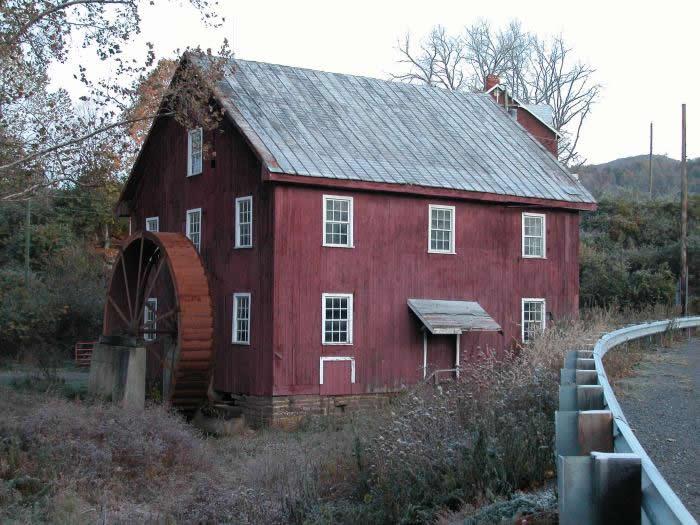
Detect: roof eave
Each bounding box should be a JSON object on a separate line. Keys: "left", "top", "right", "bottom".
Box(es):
{"left": 265, "top": 170, "right": 597, "bottom": 211}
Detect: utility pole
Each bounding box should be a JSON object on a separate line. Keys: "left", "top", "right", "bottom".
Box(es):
{"left": 24, "top": 198, "right": 31, "bottom": 285}
{"left": 648, "top": 122, "right": 653, "bottom": 196}
{"left": 680, "top": 104, "right": 688, "bottom": 315}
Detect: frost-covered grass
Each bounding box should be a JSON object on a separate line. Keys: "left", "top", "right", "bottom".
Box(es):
{"left": 0, "top": 307, "right": 676, "bottom": 524}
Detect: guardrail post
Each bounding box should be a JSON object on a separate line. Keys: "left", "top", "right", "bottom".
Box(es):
{"left": 558, "top": 455, "right": 594, "bottom": 525}
{"left": 578, "top": 410, "right": 614, "bottom": 455}
{"left": 592, "top": 452, "right": 642, "bottom": 524}
{"left": 577, "top": 385, "right": 605, "bottom": 410}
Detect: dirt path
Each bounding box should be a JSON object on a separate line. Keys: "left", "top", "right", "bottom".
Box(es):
{"left": 614, "top": 336, "right": 699, "bottom": 519}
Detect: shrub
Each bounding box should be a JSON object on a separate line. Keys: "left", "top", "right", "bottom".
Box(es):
{"left": 0, "top": 268, "right": 58, "bottom": 358}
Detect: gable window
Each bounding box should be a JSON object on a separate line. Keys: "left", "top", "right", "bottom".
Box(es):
{"left": 522, "top": 298, "right": 545, "bottom": 342}
{"left": 323, "top": 195, "right": 353, "bottom": 248}
{"left": 187, "top": 128, "right": 203, "bottom": 177}
{"left": 322, "top": 293, "right": 353, "bottom": 344}
{"left": 186, "top": 208, "right": 202, "bottom": 252}
{"left": 428, "top": 204, "right": 455, "bottom": 253}
{"left": 522, "top": 213, "right": 546, "bottom": 258}
{"left": 232, "top": 293, "right": 251, "bottom": 344}
{"left": 235, "top": 196, "right": 253, "bottom": 248}
{"left": 144, "top": 298, "right": 157, "bottom": 342}
{"left": 145, "top": 216, "right": 159, "bottom": 232}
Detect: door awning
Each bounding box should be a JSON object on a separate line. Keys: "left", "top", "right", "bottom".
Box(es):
{"left": 408, "top": 299, "right": 502, "bottom": 335}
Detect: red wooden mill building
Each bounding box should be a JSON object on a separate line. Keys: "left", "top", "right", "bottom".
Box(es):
{"left": 113, "top": 58, "right": 596, "bottom": 424}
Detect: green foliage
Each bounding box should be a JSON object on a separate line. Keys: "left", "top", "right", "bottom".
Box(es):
{"left": 0, "top": 186, "right": 119, "bottom": 357}
{"left": 0, "top": 269, "right": 58, "bottom": 354}
{"left": 580, "top": 195, "right": 698, "bottom": 310}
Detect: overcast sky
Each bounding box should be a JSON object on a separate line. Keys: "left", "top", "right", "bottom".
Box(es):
{"left": 58, "top": 0, "right": 699, "bottom": 164}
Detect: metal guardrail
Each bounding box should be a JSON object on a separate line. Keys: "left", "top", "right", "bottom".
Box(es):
{"left": 556, "top": 317, "right": 700, "bottom": 525}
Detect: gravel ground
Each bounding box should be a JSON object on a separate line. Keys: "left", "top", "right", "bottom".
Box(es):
{"left": 614, "top": 336, "right": 699, "bottom": 520}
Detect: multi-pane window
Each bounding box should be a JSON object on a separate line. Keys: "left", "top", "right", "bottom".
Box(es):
{"left": 522, "top": 213, "right": 546, "bottom": 258}
{"left": 187, "top": 128, "right": 203, "bottom": 177}
{"left": 235, "top": 196, "right": 253, "bottom": 248}
{"left": 428, "top": 205, "right": 455, "bottom": 253}
{"left": 144, "top": 297, "right": 157, "bottom": 342}
{"left": 232, "top": 293, "right": 251, "bottom": 344}
{"left": 323, "top": 195, "right": 353, "bottom": 247}
{"left": 145, "top": 216, "right": 159, "bottom": 232}
{"left": 522, "top": 299, "right": 546, "bottom": 342}
{"left": 186, "top": 208, "right": 202, "bottom": 252}
{"left": 322, "top": 293, "right": 353, "bottom": 344}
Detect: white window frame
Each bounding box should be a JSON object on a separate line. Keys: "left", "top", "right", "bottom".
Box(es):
{"left": 235, "top": 196, "right": 253, "bottom": 248}
{"left": 186, "top": 208, "right": 202, "bottom": 252}
{"left": 232, "top": 292, "right": 251, "bottom": 345}
{"left": 187, "top": 127, "right": 203, "bottom": 177}
{"left": 428, "top": 204, "right": 456, "bottom": 254}
{"left": 521, "top": 298, "right": 546, "bottom": 342}
{"left": 319, "top": 356, "right": 356, "bottom": 385}
{"left": 145, "top": 216, "right": 159, "bottom": 232}
{"left": 522, "top": 212, "right": 546, "bottom": 259}
{"left": 144, "top": 297, "right": 157, "bottom": 342}
{"left": 321, "top": 293, "right": 353, "bottom": 345}
{"left": 322, "top": 195, "right": 354, "bottom": 248}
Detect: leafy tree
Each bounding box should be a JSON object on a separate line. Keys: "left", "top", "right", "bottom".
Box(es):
{"left": 0, "top": 0, "right": 231, "bottom": 201}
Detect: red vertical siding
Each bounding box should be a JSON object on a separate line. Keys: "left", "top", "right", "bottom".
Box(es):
{"left": 128, "top": 116, "right": 580, "bottom": 399}
{"left": 129, "top": 117, "right": 274, "bottom": 396}
{"left": 516, "top": 110, "right": 558, "bottom": 157}
{"left": 271, "top": 184, "right": 580, "bottom": 396}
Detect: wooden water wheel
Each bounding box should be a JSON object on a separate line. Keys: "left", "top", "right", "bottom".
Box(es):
{"left": 103, "top": 231, "right": 214, "bottom": 412}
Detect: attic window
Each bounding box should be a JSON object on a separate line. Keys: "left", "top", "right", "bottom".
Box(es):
{"left": 187, "top": 128, "right": 203, "bottom": 177}
{"left": 235, "top": 196, "right": 253, "bottom": 248}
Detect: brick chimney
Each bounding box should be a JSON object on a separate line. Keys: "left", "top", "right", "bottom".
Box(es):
{"left": 484, "top": 74, "right": 500, "bottom": 91}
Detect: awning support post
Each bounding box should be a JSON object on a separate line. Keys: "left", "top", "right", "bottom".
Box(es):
{"left": 455, "top": 333, "right": 460, "bottom": 379}
{"left": 423, "top": 331, "right": 428, "bottom": 379}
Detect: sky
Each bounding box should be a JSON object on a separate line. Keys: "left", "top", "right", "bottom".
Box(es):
{"left": 56, "top": 0, "right": 700, "bottom": 164}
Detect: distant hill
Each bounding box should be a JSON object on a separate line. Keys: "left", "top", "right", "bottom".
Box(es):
{"left": 577, "top": 155, "right": 700, "bottom": 199}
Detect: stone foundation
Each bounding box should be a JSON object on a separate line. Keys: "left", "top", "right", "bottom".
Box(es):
{"left": 229, "top": 393, "right": 395, "bottom": 428}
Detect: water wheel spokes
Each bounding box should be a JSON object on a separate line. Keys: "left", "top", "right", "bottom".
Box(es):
{"left": 103, "top": 231, "right": 214, "bottom": 412}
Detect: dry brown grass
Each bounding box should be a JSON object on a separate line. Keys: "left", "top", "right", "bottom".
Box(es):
{"left": 0, "top": 306, "right": 682, "bottom": 524}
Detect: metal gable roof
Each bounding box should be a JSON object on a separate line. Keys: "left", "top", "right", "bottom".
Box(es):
{"left": 215, "top": 58, "right": 595, "bottom": 205}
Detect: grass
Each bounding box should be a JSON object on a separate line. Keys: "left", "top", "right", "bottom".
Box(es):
{"left": 0, "top": 306, "right": 686, "bottom": 524}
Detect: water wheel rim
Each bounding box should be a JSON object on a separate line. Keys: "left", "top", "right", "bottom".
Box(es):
{"left": 103, "top": 231, "right": 214, "bottom": 411}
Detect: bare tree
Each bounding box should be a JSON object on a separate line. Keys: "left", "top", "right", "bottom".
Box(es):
{"left": 527, "top": 36, "right": 600, "bottom": 165}
{"left": 0, "top": 0, "right": 231, "bottom": 200}
{"left": 393, "top": 20, "right": 600, "bottom": 166}
{"left": 392, "top": 26, "right": 468, "bottom": 91}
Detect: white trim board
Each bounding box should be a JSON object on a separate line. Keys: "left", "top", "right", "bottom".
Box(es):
{"left": 319, "top": 356, "right": 356, "bottom": 385}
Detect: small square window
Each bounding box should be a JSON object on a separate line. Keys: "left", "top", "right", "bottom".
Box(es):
{"left": 522, "top": 213, "right": 546, "bottom": 258}
{"left": 522, "top": 299, "right": 546, "bottom": 342}
{"left": 322, "top": 293, "right": 353, "bottom": 344}
{"left": 428, "top": 205, "right": 455, "bottom": 253}
{"left": 187, "top": 128, "right": 203, "bottom": 177}
{"left": 323, "top": 196, "right": 353, "bottom": 247}
{"left": 232, "top": 293, "right": 251, "bottom": 344}
{"left": 143, "top": 298, "right": 157, "bottom": 342}
{"left": 145, "top": 216, "right": 159, "bottom": 232}
{"left": 235, "top": 196, "right": 253, "bottom": 248}
{"left": 186, "top": 208, "right": 202, "bottom": 252}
